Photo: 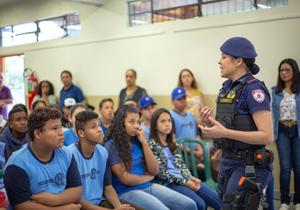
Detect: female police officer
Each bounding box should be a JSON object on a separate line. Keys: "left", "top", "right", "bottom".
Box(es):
{"left": 199, "top": 37, "right": 274, "bottom": 210}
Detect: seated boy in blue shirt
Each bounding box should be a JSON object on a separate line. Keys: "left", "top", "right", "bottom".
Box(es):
{"left": 68, "top": 110, "right": 142, "bottom": 210}
{"left": 170, "top": 87, "right": 205, "bottom": 179}
{"left": 64, "top": 103, "right": 88, "bottom": 146}
{"left": 98, "top": 98, "right": 114, "bottom": 135}
{"left": 138, "top": 96, "right": 157, "bottom": 140}
{"left": 4, "top": 107, "right": 82, "bottom": 210}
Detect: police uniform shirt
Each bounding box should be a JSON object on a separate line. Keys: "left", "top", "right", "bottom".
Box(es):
{"left": 222, "top": 72, "right": 271, "bottom": 115}
{"left": 68, "top": 141, "right": 112, "bottom": 206}
{"left": 4, "top": 144, "right": 82, "bottom": 209}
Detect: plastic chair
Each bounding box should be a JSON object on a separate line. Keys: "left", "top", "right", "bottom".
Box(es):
{"left": 175, "top": 137, "right": 218, "bottom": 191}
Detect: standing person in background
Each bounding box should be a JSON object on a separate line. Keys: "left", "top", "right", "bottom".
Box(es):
{"left": 139, "top": 96, "right": 157, "bottom": 141}
{"left": 118, "top": 69, "right": 147, "bottom": 107}
{"left": 32, "top": 81, "right": 56, "bottom": 105}
{"left": 0, "top": 73, "right": 13, "bottom": 120}
{"left": 178, "top": 69, "right": 204, "bottom": 126}
{"left": 59, "top": 70, "right": 86, "bottom": 110}
{"left": 271, "top": 58, "right": 300, "bottom": 210}
{"left": 99, "top": 98, "right": 114, "bottom": 135}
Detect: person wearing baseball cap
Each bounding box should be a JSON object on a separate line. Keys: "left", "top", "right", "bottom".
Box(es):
{"left": 61, "top": 98, "right": 76, "bottom": 131}
{"left": 199, "top": 37, "right": 273, "bottom": 209}
{"left": 139, "top": 96, "right": 157, "bottom": 140}
{"left": 170, "top": 87, "right": 205, "bottom": 181}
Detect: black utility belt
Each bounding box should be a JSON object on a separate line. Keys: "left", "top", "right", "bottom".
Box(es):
{"left": 222, "top": 148, "right": 274, "bottom": 167}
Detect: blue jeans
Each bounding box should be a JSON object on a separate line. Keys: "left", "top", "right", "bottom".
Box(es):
{"left": 276, "top": 124, "right": 300, "bottom": 205}
{"left": 166, "top": 183, "right": 221, "bottom": 210}
{"left": 264, "top": 175, "right": 274, "bottom": 210}
{"left": 119, "top": 183, "right": 197, "bottom": 210}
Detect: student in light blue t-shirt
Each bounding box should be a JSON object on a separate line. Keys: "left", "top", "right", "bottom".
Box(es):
{"left": 68, "top": 110, "right": 140, "bottom": 210}
{"left": 170, "top": 87, "right": 205, "bottom": 180}
{"left": 138, "top": 96, "right": 157, "bottom": 141}
{"left": 98, "top": 98, "right": 114, "bottom": 135}
{"left": 64, "top": 103, "right": 88, "bottom": 146}
{"left": 4, "top": 107, "right": 82, "bottom": 210}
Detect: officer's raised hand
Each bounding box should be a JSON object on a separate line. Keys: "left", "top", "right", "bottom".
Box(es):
{"left": 199, "top": 116, "right": 227, "bottom": 138}
{"left": 199, "top": 106, "right": 213, "bottom": 127}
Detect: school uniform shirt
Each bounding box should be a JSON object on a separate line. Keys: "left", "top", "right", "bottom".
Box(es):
{"left": 99, "top": 118, "right": 110, "bottom": 135}
{"left": 104, "top": 138, "right": 151, "bottom": 195}
{"left": 140, "top": 123, "right": 150, "bottom": 141}
{"left": 0, "top": 126, "right": 28, "bottom": 153}
{"left": 68, "top": 141, "right": 112, "bottom": 206}
{"left": 64, "top": 128, "right": 79, "bottom": 146}
{"left": 0, "top": 142, "right": 12, "bottom": 189}
{"left": 170, "top": 110, "right": 198, "bottom": 150}
{"left": 4, "top": 144, "right": 82, "bottom": 210}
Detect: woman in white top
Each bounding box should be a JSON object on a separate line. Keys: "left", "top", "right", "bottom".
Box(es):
{"left": 271, "top": 58, "right": 300, "bottom": 210}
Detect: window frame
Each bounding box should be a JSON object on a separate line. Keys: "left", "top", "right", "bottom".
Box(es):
{"left": 0, "top": 11, "right": 80, "bottom": 47}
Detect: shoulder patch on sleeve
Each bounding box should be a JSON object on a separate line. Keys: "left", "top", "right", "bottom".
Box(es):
{"left": 252, "top": 90, "right": 265, "bottom": 103}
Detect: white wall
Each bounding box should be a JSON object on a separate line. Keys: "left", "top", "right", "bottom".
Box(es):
{"left": 0, "top": 0, "right": 300, "bottom": 97}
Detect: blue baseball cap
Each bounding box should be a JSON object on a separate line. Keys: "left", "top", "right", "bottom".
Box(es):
{"left": 139, "top": 96, "right": 157, "bottom": 109}
{"left": 171, "top": 87, "right": 186, "bottom": 100}
{"left": 220, "top": 37, "right": 257, "bottom": 59}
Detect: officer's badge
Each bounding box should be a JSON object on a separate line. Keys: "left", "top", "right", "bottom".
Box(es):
{"left": 252, "top": 90, "right": 265, "bottom": 103}
{"left": 227, "top": 91, "right": 235, "bottom": 99}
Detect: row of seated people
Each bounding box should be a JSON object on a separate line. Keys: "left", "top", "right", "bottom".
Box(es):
{"left": 0, "top": 86, "right": 220, "bottom": 210}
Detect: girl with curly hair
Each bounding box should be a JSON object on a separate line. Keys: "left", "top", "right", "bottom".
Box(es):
{"left": 104, "top": 105, "right": 197, "bottom": 210}
{"left": 148, "top": 108, "right": 221, "bottom": 210}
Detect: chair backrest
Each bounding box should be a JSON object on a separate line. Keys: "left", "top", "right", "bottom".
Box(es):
{"left": 175, "top": 137, "right": 214, "bottom": 182}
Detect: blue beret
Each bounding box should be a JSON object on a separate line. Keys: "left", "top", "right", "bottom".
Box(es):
{"left": 220, "top": 37, "right": 257, "bottom": 59}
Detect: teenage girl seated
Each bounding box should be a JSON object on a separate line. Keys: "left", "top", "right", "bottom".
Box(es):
{"left": 148, "top": 108, "right": 221, "bottom": 210}
{"left": 104, "top": 105, "right": 197, "bottom": 210}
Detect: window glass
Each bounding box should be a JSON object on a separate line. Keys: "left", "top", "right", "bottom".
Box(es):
{"left": 0, "top": 12, "right": 81, "bottom": 47}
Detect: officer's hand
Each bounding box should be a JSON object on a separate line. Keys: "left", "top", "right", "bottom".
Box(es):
{"left": 199, "top": 117, "right": 227, "bottom": 138}
{"left": 199, "top": 106, "right": 213, "bottom": 127}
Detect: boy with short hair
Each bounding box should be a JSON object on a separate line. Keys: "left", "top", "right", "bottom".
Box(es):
{"left": 4, "top": 107, "right": 82, "bottom": 210}
{"left": 170, "top": 87, "right": 205, "bottom": 179}
{"left": 139, "top": 96, "right": 157, "bottom": 140}
{"left": 61, "top": 98, "right": 76, "bottom": 131}
{"left": 98, "top": 99, "right": 114, "bottom": 135}
{"left": 64, "top": 103, "right": 88, "bottom": 146}
{"left": 68, "top": 111, "right": 141, "bottom": 210}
